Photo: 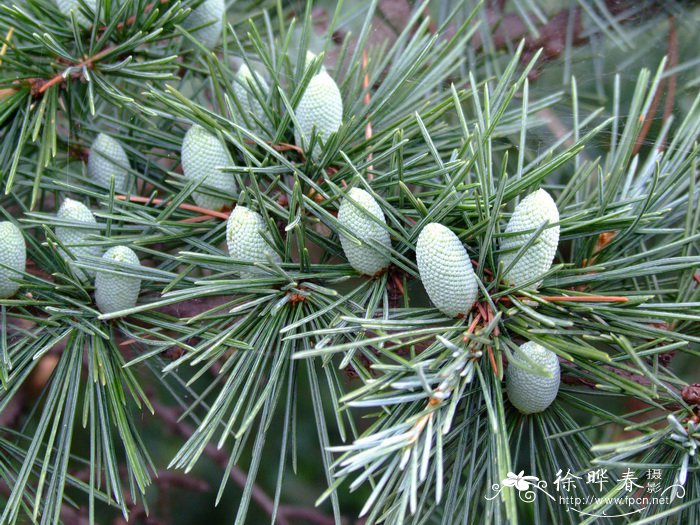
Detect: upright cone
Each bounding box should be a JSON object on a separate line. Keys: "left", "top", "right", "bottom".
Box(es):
{"left": 95, "top": 246, "right": 141, "bottom": 315}
{"left": 416, "top": 223, "right": 478, "bottom": 318}
{"left": 234, "top": 64, "right": 270, "bottom": 135}
{"left": 55, "top": 199, "right": 101, "bottom": 280}
{"left": 181, "top": 124, "right": 236, "bottom": 211}
{"left": 294, "top": 59, "right": 343, "bottom": 159}
{"left": 0, "top": 222, "right": 26, "bottom": 298}
{"left": 499, "top": 189, "right": 560, "bottom": 289}
{"left": 506, "top": 341, "right": 560, "bottom": 414}
{"left": 88, "top": 133, "right": 131, "bottom": 193}
{"left": 226, "top": 206, "right": 281, "bottom": 278}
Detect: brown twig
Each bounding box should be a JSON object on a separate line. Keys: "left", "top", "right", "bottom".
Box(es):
{"left": 279, "top": 507, "right": 337, "bottom": 525}
{"left": 462, "top": 313, "right": 482, "bottom": 342}
{"left": 152, "top": 402, "right": 340, "bottom": 525}
{"left": 498, "top": 294, "right": 629, "bottom": 304}
{"left": 561, "top": 373, "right": 597, "bottom": 388}
{"left": 6, "top": 0, "right": 171, "bottom": 99}
{"left": 660, "top": 16, "right": 678, "bottom": 152}
{"left": 558, "top": 349, "right": 680, "bottom": 395}
{"left": 0, "top": 87, "right": 17, "bottom": 100}
{"left": 154, "top": 470, "right": 209, "bottom": 492}
{"left": 632, "top": 78, "right": 665, "bottom": 156}
{"left": 30, "top": 45, "right": 115, "bottom": 96}
{"left": 178, "top": 214, "right": 220, "bottom": 223}
{"left": 268, "top": 142, "right": 306, "bottom": 156}
{"left": 115, "top": 195, "right": 230, "bottom": 220}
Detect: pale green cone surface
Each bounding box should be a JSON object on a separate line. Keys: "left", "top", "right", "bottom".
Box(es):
{"left": 0, "top": 222, "right": 26, "bottom": 298}
{"left": 234, "top": 64, "right": 270, "bottom": 135}
{"left": 56, "top": 198, "right": 101, "bottom": 280}
{"left": 181, "top": 124, "right": 236, "bottom": 211}
{"left": 182, "top": 0, "right": 224, "bottom": 49}
{"left": 55, "top": 0, "right": 97, "bottom": 26}
{"left": 338, "top": 188, "right": 391, "bottom": 276}
{"left": 499, "top": 188, "right": 560, "bottom": 290}
{"left": 95, "top": 246, "right": 141, "bottom": 315}
{"left": 416, "top": 223, "right": 478, "bottom": 318}
{"left": 226, "top": 206, "right": 281, "bottom": 278}
{"left": 294, "top": 70, "right": 343, "bottom": 159}
{"left": 506, "top": 341, "right": 560, "bottom": 414}
{"left": 88, "top": 133, "right": 131, "bottom": 193}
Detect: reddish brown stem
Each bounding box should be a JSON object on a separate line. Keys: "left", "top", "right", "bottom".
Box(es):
{"left": 269, "top": 142, "right": 305, "bottom": 156}
{"left": 660, "top": 16, "right": 678, "bottom": 152}
{"left": 33, "top": 45, "right": 115, "bottom": 95}
{"left": 486, "top": 345, "right": 498, "bottom": 374}
{"left": 463, "top": 313, "right": 482, "bottom": 342}
{"left": 115, "top": 194, "right": 230, "bottom": 219}
{"left": 633, "top": 79, "right": 665, "bottom": 156}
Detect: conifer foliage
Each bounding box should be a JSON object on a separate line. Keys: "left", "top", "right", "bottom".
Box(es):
{"left": 0, "top": 0, "right": 699, "bottom": 524}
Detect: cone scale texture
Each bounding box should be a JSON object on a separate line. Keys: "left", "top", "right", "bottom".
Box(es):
{"left": 294, "top": 70, "right": 343, "bottom": 159}
{"left": 416, "top": 223, "right": 478, "bottom": 318}
{"left": 506, "top": 341, "right": 560, "bottom": 414}
{"left": 338, "top": 188, "right": 392, "bottom": 276}
{"left": 182, "top": 0, "right": 224, "bottom": 49}
{"left": 56, "top": 199, "right": 101, "bottom": 280}
{"left": 0, "top": 222, "right": 26, "bottom": 298}
{"left": 234, "top": 64, "right": 270, "bottom": 135}
{"left": 500, "top": 189, "right": 560, "bottom": 289}
{"left": 226, "top": 206, "right": 281, "bottom": 278}
{"left": 88, "top": 133, "right": 131, "bottom": 193}
{"left": 181, "top": 125, "right": 236, "bottom": 211}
